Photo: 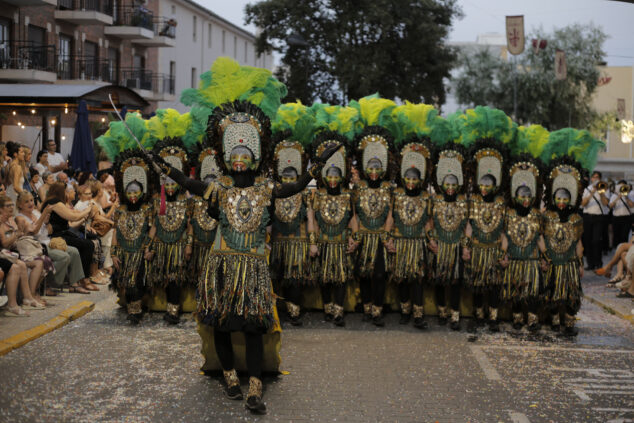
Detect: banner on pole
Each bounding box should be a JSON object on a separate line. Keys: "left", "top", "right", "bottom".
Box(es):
{"left": 506, "top": 16, "right": 525, "bottom": 55}
{"left": 555, "top": 49, "right": 567, "bottom": 80}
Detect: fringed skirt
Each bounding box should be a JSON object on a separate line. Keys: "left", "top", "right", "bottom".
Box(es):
{"left": 356, "top": 231, "right": 387, "bottom": 278}
{"left": 189, "top": 241, "right": 212, "bottom": 277}
{"left": 465, "top": 244, "right": 502, "bottom": 291}
{"left": 316, "top": 241, "right": 352, "bottom": 286}
{"left": 198, "top": 252, "right": 274, "bottom": 333}
{"left": 429, "top": 240, "right": 462, "bottom": 286}
{"left": 147, "top": 239, "right": 188, "bottom": 287}
{"left": 500, "top": 259, "right": 542, "bottom": 305}
{"left": 112, "top": 249, "right": 147, "bottom": 289}
{"left": 545, "top": 260, "right": 582, "bottom": 313}
{"left": 270, "top": 237, "right": 313, "bottom": 286}
{"left": 389, "top": 237, "right": 426, "bottom": 284}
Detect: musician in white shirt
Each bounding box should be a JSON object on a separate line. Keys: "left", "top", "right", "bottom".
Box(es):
{"left": 581, "top": 171, "right": 609, "bottom": 270}
{"left": 609, "top": 180, "right": 634, "bottom": 247}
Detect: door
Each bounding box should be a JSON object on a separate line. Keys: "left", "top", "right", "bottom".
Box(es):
{"left": 58, "top": 34, "right": 72, "bottom": 79}
{"left": 84, "top": 40, "right": 98, "bottom": 79}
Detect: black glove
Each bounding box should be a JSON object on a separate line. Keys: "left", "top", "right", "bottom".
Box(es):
{"left": 147, "top": 151, "right": 170, "bottom": 175}
{"left": 315, "top": 142, "right": 341, "bottom": 165}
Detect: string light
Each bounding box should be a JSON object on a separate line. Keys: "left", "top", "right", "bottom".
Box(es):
{"left": 101, "top": 117, "right": 106, "bottom": 123}
{"left": 64, "top": 107, "right": 68, "bottom": 114}
{"left": 50, "top": 119, "right": 56, "bottom": 126}
{"left": 12, "top": 111, "right": 16, "bottom": 116}
{"left": 17, "top": 122, "right": 21, "bottom": 126}
{"left": 30, "top": 109, "right": 36, "bottom": 114}
{"left": 61, "top": 135, "right": 66, "bottom": 140}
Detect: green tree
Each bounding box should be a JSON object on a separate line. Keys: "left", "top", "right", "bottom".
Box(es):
{"left": 453, "top": 23, "right": 607, "bottom": 130}
{"left": 246, "top": 0, "right": 462, "bottom": 105}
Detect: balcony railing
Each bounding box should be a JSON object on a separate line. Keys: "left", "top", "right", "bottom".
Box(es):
{"left": 114, "top": 5, "right": 154, "bottom": 31}
{"left": 57, "top": 0, "right": 114, "bottom": 15}
{"left": 122, "top": 68, "right": 175, "bottom": 95}
{"left": 0, "top": 40, "right": 56, "bottom": 73}
{"left": 57, "top": 55, "right": 116, "bottom": 83}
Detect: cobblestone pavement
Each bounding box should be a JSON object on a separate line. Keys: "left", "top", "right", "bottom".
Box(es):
{"left": 0, "top": 292, "right": 632, "bottom": 423}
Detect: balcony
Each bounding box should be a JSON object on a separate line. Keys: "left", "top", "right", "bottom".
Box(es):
{"left": 54, "top": 0, "right": 114, "bottom": 26}
{"left": 4, "top": 0, "right": 56, "bottom": 5}
{"left": 57, "top": 55, "right": 116, "bottom": 85}
{"left": 105, "top": 6, "right": 153, "bottom": 40}
{"left": 122, "top": 68, "right": 175, "bottom": 101}
{"left": 0, "top": 41, "right": 57, "bottom": 83}
{"left": 131, "top": 16, "right": 176, "bottom": 47}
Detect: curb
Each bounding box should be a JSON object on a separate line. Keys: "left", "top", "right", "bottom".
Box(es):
{"left": 0, "top": 301, "right": 95, "bottom": 357}
{"left": 584, "top": 294, "right": 634, "bottom": 324}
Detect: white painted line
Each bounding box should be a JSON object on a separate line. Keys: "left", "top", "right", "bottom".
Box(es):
{"left": 484, "top": 345, "right": 632, "bottom": 354}
{"left": 470, "top": 345, "right": 501, "bottom": 381}
{"left": 553, "top": 368, "right": 634, "bottom": 377}
{"left": 565, "top": 378, "right": 634, "bottom": 384}
{"left": 593, "top": 408, "right": 634, "bottom": 412}
{"left": 508, "top": 411, "right": 531, "bottom": 423}
{"left": 583, "top": 390, "right": 633, "bottom": 395}
{"left": 573, "top": 390, "right": 591, "bottom": 401}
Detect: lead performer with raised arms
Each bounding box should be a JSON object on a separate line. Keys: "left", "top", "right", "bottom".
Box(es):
{"left": 150, "top": 58, "right": 338, "bottom": 414}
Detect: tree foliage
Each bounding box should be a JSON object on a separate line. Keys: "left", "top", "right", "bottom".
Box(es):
{"left": 246, "top": 0, "right": 462, "bottom": 105}
{"left": 453, "top": 23, "right": 607, "bottom": 130}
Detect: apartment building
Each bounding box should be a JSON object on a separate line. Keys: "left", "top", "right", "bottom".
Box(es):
{"left": 154, "top": 0, "right": 274, "bottom": 112}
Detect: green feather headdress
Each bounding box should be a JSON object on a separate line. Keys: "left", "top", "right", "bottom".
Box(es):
{"left": 96, "top": 112, "right": 150, "bottom": 162}
{"left": 514, "top": 125, "right": 550, "bottom": 159}
{"left": 541, "top": 128, "right": 604, "bottom": 171}
{"left": 310, "top": 103, "right": 361, "bottom": 141}
{"left": 146, "top": 109, "right": 200, "bottom": 152}
{"left": 271, "top": 101, "right": 316, "bottom": 177}
{"left": 456, "top": 106, "right": 516, "bottom": 148}
{"left": 390, "top": 102, "right": 438, "bottom": 148}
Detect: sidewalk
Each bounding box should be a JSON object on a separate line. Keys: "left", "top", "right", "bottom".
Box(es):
{"left": 0, "top": 286, "right": 114, "bottom": 356}
{"left": 583, "top": 272, "right": 634, "bottom": 323}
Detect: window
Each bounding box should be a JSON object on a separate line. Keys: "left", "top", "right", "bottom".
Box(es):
{"left": 58, "top": 34, "right": 72, "bottom": 79}
{"left": 244, "top": 41, "right": 247, "bottom": 63}
{"left": 171, "top": 5, "right": 176, "bottom": 14}
{"left": 133, "top": 54, "right": 144, "bottom": 69}
{"left": 0, "top": 18, "right": 10, "bottom": 68}
{"left": 193, "top": 16, "right": 197, "bottom": 42}
{"left": 208, "top": 23, "right": 212, "bottom": 48}
{"left": 222, "top": 30, "right": 225, "bottom": 53}
{"left": 234, "top": 35, "right": 237, "bottom": 58}
{"left": 107, "top": 47, "right": 119, "bottom": 83}
{"left": 169, "top": 61, "right": 176, "bottom": 94}
{"left": 191, "top": 67, "right": 197, "bottom": 88}
{"left": 84, "top": 40, "right": 98, "bottom": 79}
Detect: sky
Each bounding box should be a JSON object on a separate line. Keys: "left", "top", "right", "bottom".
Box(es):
{"left": 200, "top": 0, "right": 634, "bottom": 67}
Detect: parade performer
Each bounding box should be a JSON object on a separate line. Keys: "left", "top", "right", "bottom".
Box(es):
{"left": 269, "top": 102, "right": 316, "bottom": 326}
{"left": 151, "top": 58, "right": 338, "bottom": 413}
{"left": 98, "top": 114, "right": 154, "bottom": 324}
{"left": 188, "top": 139, "right": 221, "bottom": 289}
{"left": 427, "top": 116, "right": 468, "bottom": 330}
{"left": 349, "top": 95, "right": 396, "bottom": 326}
{"left": 540, "top": 128, "right": 604, "bottom": 336}
{"left": 501, "top": 125, "right": 549, "bottom": 331}
{"left": 389, "top": 103, "right": 436, "bottom": 328}
{"left": 146, "top": 138, "right": 193, "bottom": 325}
{"left": 307, "top": 103, "right": 360, "bottom": 327}
{"left": 457, "top": 107, "right": 514, "bottom": 332}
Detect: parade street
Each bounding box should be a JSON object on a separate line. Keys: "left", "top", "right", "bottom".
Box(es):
{"left": 0, "top": 285, "right": 632, "bottom": 423}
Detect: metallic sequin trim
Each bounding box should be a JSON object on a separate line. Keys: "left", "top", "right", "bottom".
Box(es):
{"left": 506, "top": 209, "right": 540, "bottom": 249}
{"left": 475, "top": 307, "right": 485, "bottom": 320}
{"left": 127, "top": 300, "right": 142, "bottom": 315}
{"left": 157, "top": 199, "right": 188, "bottom": 232}
{"left": 527, "top": 312, "right": 538, "bottom": 326}
{"left": 287, "top": 302, "right": 300, "bottom": 318}
{"left": 450, "top": 310, "right": 460, "bottom": 323}
{"left": 222, "top": 183, "right": 271, "bottom": 233}
{"left": 564, "top": 313, "right": 576, "bottom": 328}
{"left": 248, "top": 376, "right": 262, "bottom": 398}
{"left": 400, "top": 301, "right": 412, "bottom": 315}
{"left": 191, "top": 198, "right": 218, "bottom": 231}
{"left": 166, "top": 303, "right": 180, "bottom": 317}
{"left": 489, "top": 307, "right": 498, "bottom": 321}
{"left": 513, "top": 312, "right": 524, "bottom": 325}
{"left": 333, "top": 304, "right": 344, "bottom": 319}
{"left": 551, "top": 313, "right": 560, "bottom": 326}
{"left": 274, "top": 194, "right": 303, "bottom": 223}
{"left": 371, "top": 304, "right": 382, "bottom": 318}
{"left": 413, "top": 304, "right": 424, "bottom": 319}
{"left": 223, "top": 369, "right": 240, "bottom": 388}
{"left": 393, "top": 191, "right": 427, "bottom": 227}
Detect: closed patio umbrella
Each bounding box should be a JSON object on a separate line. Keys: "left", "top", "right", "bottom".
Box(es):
{"left": 70, "top": 100, "right": 97, "bottom": 175}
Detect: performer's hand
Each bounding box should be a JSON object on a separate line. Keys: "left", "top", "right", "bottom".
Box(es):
{"left": 144, "top": 249, "right": 154, "bottom": 261}
{"left": 347, "top": 237, "right": 359, "bottom": 253}
{"left": 499, "top": 254, "right": 509, "bottom": 268}
{"left": 147, "top": 151, "right": 170, "bottom": 175}
{"left": 309, "top": 244, "right": 319, "bottom": 257}
{"left": 316, "top": 142, "right": 341, "bottom": 164}
{"left": 185, "top": 245, "right": 192, "bottom": 260}
{"left": 462, "top": 247, "right": 471, "bottom": 261}
{"left": 540, "top": 259, "right": 549, "bottom": 272}
{"left": 112, "top": 256, "right": 120, "bottom": 271}
{"left": 384, "top": 238, "right": 396, "bottom": 253}
{"left": 579, "top": 266, "right": 584, "bottom": 279}
{"left": 428, "top": 239, "right": 438, "bottom": 254}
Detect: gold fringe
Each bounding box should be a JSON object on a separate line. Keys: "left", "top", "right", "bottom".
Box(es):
{"left": 116, "top": 249, "right": 147, "bottom": 288}
{"left": 389, "top": 237, "right": 426, "bottom": 283}
{"left": 270, "top": 238, "right": 312, "bottom": 282}
{"left": 316, "top": 241, "right": 352, "bottom": 285}
{"left": 147, "top": 239, "right": 189, "bottom": 287}
{"left": 356, "top": 231, "right": 387, "bottom": 277}
{"left": 500, "top": 259, "right": 541, "bottom": 302}
{"left": 545, "top": 260, "right": 582, "bottom": 313}
{"left": 430, "top": 240, "right": 461, "bottom": 285}
{"left": 466, "top": 244, "right": 501, "bottom": 290}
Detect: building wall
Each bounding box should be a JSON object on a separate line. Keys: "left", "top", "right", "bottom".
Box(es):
{"left": 155, "top": 0, "right": 274, "bottom": 112}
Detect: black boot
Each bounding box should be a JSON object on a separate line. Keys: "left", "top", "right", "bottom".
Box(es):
{"left": 127, "top": 300, "right": 143, "bottom": 325}
{"left": 127, "top": 313, "right": 142, "bottom": 325}
{"left": 512, "top": 312, "right": 523, "bottom": 330}
{"left": 287, "top": 302, "right": 302, "bottom": 326}
{"left": 223, "top": 369, "right": 243, "bottom": 400}
{"left": 563, "top": 314, "right": 578, "bottom": 337}
{"left": 412, "top": 305, "right": 428, "bottom": 329}
{"left": 449, "top": 310, "right": 461, "bottom": 331}
{"left": 527, "top": 312, "right": 541, "bottom": 332}
{"left": 550, "top": 313, "right": 561, "bottom": 332}
{"left": 245, "top": 377, "right": 266, "bottom": 414}
{"left": 362, "top": 303, "right": 372, "bottom": 322}
{"left": 333, "top": 304, "right": 345, "bottom": 327}
{"left": 488, "top": 308, "right": 499, "bottom": 333}
{"left": 399, "top": 302, "right": 412, "bottom": 324}
{"left": 324, "top": 303, "right": 333, "bottom": 322}
{"left": 164, "top": 303, "right": 180, "bottom": 325}
{"left": 437, "top": 306, "right": 448, "bottom": 325}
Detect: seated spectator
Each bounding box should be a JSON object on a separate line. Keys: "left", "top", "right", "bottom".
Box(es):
{"left": 42, "top": 182, "right": 100, "bottom": 292}
{"left": 45, "top": 139, "right": 67, "bottom": 177}
{"left": 38, "top": 171, "right": 55, "bottom": 206}
{"left": 57, "top": 171, "right": 73, "bottom": 191}
{"left": 1, "top": 257, "right": 43, "bottom": 316}
{"left": 27, "top": 168, "right": 42, "bottom": 206}
{"left": 596, "top": 235, "right": 634, "bottom": 284}
{"left": 616, "top": 245, "right": 634, "bottom": 298}
{"left": 15, "top": 191, "right": 89, "bottom": 295}
{"left": 0, "top": 194, "right": 54, "bottom": 305}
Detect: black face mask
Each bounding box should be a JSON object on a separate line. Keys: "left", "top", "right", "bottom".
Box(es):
{"left": 514, "top": 204, "right": 531, "bottom": 217}
{"left": 556, "top": 207, "right": 573, "bottom": 222}
{"left": 405, "top": 186, "right": 422, "bottom": 197}
{"left": 443, "top": 191, "right": 457, "bottom": 202}
{"left": 165, "top": 190, "right": 179, "bottom": 202}
{"left": 126, "top": 196, "right": 143, "bottom": 211}
{"left": 230, "top": 169, "right": 256, "bottom": 188}
{"left": 482, "top": 191, "right": 496, "bottom": 202}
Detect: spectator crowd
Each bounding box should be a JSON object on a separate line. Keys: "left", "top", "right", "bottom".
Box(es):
{"left": 0, "top": 139, "right": 117, "bottom": 317}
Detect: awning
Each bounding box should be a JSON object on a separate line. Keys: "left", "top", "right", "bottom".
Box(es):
{"left": 0, "top": 83, "right": 149, "bottom": 110}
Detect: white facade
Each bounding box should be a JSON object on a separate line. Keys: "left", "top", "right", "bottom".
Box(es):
{"left": 155, "top": 0, "right": 274, "bottom": 112}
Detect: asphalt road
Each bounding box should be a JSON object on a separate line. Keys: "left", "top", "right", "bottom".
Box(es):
{"left": 0, "top": 292, "right": 632, "bottom": 423}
